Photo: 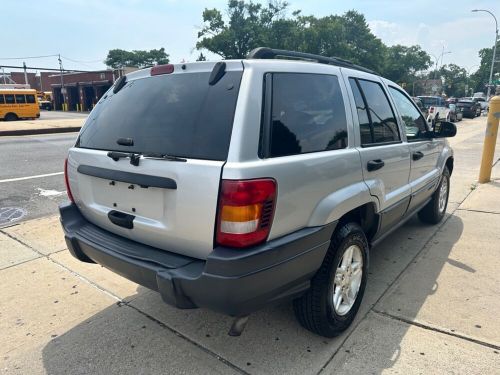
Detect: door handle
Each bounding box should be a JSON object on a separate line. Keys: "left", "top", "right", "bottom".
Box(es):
{"left": 108, "top": 210, "right": 135, "bottom": 229}
{"left": 412, "top": 151, "right": 424, "bottom": 161}
{"left": 367, "top": 159, "right": 385, "bottom": 172}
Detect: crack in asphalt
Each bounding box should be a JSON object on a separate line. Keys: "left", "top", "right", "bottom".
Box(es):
{"left": 456, "top": 207, "right": 500, "bottom": 215}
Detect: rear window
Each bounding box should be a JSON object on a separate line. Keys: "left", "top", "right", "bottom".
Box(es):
{"left": 26, "top": 94, "right": 36, "bottom": 103}
{"left": 78, "top": 69, "right": 242, "bottom": 161}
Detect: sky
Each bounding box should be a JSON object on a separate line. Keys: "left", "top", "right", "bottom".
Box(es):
{"left": 1, "top": 0, "right": 499, "bottom": 74}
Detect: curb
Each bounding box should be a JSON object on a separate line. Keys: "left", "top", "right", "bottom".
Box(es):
{"left": 0, "top": 126, "right": 81, "bottom": 137}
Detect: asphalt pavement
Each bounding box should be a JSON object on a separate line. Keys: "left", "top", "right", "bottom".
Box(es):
{"left": 0, "top": 133, "right": 76, "bottom": 226}
{"left": 39, "top": 111, "right": 89, "bottom": 120}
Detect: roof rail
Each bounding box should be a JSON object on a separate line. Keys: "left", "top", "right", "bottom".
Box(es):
{"left": 246, "top": 47, "right": 379, "bottom": 75}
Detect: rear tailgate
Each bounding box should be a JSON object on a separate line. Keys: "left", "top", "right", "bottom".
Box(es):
{"left": 67, "top": 62, "right": 243, "bottom": 259}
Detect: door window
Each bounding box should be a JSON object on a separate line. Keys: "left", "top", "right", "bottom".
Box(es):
{"left": 389, "top": 87, "right": 429, "bottom": 141}
{"left": 349, "top": 78, "right": 400, "bottom": 145}
{"left": 268, "top": 73, "right": 348, "bottom": 157}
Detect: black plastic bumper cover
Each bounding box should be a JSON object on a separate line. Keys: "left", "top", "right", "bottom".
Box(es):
{"left": 59, "top": 202, "right": 337, "bottom": 316}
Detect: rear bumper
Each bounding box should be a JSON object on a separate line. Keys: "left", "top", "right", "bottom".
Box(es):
{"left": 59, "top": 202, "right": 336, "bottom": 316}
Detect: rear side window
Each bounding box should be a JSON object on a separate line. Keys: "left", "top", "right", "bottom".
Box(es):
{"left": 266, "top": 73, "right": 348, "bottom": 157}
{"left": 78, "top": 70, "right": 243, "bottom": 161}
{"left": 4, "top": 94, "right": 15, "bottom": 104}
{"left": 26, "top": 95, "right": 36, "bottom": 103}
{"left": 0, "top": 95, "right": 4, "bottom": 104}
{"left": 350, "top": 78, "right": 400, "bottom": 145}
{"left": 15, "top": 95, "right": 26, "bottom": 104}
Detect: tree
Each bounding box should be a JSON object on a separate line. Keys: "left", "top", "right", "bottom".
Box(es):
{"left": 105, "top": 48, "right": 169, "bottom": 69}
{"left": 382, "top": 45, "right": 432, "bottom": 84}
{"left": 438, "top": 64, "right": 468, "bottom": 98}
{"left": 469, "top": 46, "right": 497, "bottom": 94}
{"left": 196, "top": 0, "right": 290, "bottom": 59}
{"left": 196, "top": 1, "right": 429, "bottom": 77}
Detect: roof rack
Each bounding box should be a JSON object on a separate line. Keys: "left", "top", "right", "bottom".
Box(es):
{"left": 246, "top": 47, "right": 378, "bottom": 75}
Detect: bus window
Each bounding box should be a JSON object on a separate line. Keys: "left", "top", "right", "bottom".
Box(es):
{"left": 0, "top": 95, "right": 4, "bottom": 104}
{"left": 5, "top": 94, "right": 15, "bottom": 104}
{"left": 15, "top": 95, "right": 26, "bottom": 104}
{"left": 26, "top": 95, "right": 36, "bottom": 103}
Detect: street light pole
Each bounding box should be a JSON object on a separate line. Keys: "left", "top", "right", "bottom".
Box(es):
{"left": 472, "top": 9, "right": 498, "bottom": 99}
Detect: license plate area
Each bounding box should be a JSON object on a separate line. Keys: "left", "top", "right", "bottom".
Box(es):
{"left": 91, "top": 178, "right": 165, "bottom": 219}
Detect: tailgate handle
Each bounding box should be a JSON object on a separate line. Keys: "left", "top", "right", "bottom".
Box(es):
{"left": 108, "top": 210, "right": 135, "bottom": 229}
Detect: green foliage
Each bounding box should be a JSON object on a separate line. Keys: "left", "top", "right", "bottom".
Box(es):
{"left": 469, "top": 47, "right": 496, "bottom": 93}
{"left": 382, "top": 45, "right": 432, "bottom": 83}
{"left": 105, "top": 48, "right": 169, "bottom": 69}
{"left": 438, "top": 64, "right": 468, "bottom": 98}
{"left": 196, "top": 1, "right": 430, "bottom": 79}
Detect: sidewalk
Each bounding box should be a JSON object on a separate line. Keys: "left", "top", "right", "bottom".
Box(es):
{"left": 0, "top": 118, "right": 499, "bottom": 374}
{"left": 0, "top": 118, "right": 84, "bottom": 136}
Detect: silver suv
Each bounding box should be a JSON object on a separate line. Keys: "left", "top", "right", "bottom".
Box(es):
{"left": 60, "top": 48, "right": 456, "bottom": 338}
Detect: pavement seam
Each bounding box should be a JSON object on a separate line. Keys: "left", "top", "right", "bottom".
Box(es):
{"left": 456, "top": 208, "right": 500, "bottom": 215}
{"left": 122, "top": 302, "right": 250, "bottom": 375}
{"left": 372, "top": 309, "right": 500, "bottom": 351}
{"left": 0, "top": 255, "right": 42, "bottom": 271}
{"left": 317, "top": 185, "right": 477, "bottom": 374}
{"left": 0, "top": 229, "right": 122, "bottom": 302}
{"left": 0, "top": 228, "right": 248, "bottom": 374}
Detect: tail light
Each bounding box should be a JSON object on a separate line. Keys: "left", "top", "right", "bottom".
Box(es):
{"left": 216, "top": 179, "right": 277, "bottom": 248}
{"left": 64, "top": 158, "right": 74, "bottom": 203}
{"left": 429, "top": 106, "right": 434, "bottom": 113}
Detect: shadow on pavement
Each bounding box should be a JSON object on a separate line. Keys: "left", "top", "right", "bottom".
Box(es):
{"left": 41, "top": 214, "right": 464, "bottom": 375}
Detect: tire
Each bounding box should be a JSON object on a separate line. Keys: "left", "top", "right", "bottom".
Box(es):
{"left": 418, "top": 167, "right": 450, "bottom": 224}
{"left": 4, "top": 113, "right": 18, "bottom": 121}
{"left": 293, "top": 222, "right": 368, "bottom": 337}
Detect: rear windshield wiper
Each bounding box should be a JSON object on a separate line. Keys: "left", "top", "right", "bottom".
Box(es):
{"left": 142, "top": 152, "right": 187, "bottom": 162}
{"left": 107, "top": 151, "right": 186, "bottom": 166}
{"left": 107, "top": 151, "right": 140, "bottom": 166}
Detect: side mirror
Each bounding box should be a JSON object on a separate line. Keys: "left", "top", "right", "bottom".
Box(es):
{"left": 433, "top": 121, "right": 456, "bottom": 138}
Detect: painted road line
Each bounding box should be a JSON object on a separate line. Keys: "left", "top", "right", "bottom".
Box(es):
{"left": 0, "top": 172, "right": 64, "bottom": 184}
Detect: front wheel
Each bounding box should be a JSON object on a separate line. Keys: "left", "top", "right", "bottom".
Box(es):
{"left": 418, "top": 167, "right": 450, "bottom": 224}
{"left": 293, "top": 222, "right": 368, "bottom": 337}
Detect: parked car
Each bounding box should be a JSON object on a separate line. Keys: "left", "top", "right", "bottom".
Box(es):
{"left": 457, "top": 99, "right": 481, "bottom": 118}
{"left": 417, "top": 95, "right": 450, "bottom": 124}
{"left": 472, "top": 97, "right": 488, "bottom": 112}
{"left": 60, "top": 47, "right": 456, "bottom": 338}
{"left": 447, "top": 103, "right": 463, "bottom": 122}
{"left": 39, "top": 100, "right": 52, "bottom": 111}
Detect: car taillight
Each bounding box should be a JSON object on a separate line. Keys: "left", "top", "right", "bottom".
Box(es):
{"left": 429, "top": 106, "right": 434, "bottom": 113}
{"left": 216, "top": 179, "right": 277, "bottom": 248}
{"left": 64, "top": 158, "right": 74, "bottom": 203}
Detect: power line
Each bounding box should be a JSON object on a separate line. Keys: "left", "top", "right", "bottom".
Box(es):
{"left": 0, "top": 54, "right": 59, "bottom": 60}
{"left": 0, "top": 64, "right": 92, "bottom": 72}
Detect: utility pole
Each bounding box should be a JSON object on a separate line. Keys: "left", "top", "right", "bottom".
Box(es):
{"left": 58, "top": 54, "right": 66, "bottom": 110}
{"left": 472, "top": 9, "right": 498, "bottom": 99}
{"left": 23, "top": 62, "right": 29, "bottom": 85}
{"left": 1, "top": 67, "right": 6, "bottom": 84}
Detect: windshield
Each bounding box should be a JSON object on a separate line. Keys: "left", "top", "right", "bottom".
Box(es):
{"left": 78, "top": 69, "right": 242, "bottom": 161}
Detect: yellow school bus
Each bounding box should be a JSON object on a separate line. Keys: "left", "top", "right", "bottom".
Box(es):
{"left": 0, "top": 89, "right": 40, "bottom": 121}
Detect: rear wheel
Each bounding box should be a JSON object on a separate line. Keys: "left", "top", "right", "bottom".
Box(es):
{"left": 293, "top": 222, "right": 368, "bottom": 337}
{"left": 418, "top": 167, "right": 450, "bottom": 224}
{"left": 4, "top": 113, "right": 18, "bottom": 121}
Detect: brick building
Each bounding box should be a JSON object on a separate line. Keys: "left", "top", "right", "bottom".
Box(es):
{"left": 48, "top": 70, "right": 116, "bottom": 111}
{"left": 5, "top": 67, "right": 137, "bottom": 111}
